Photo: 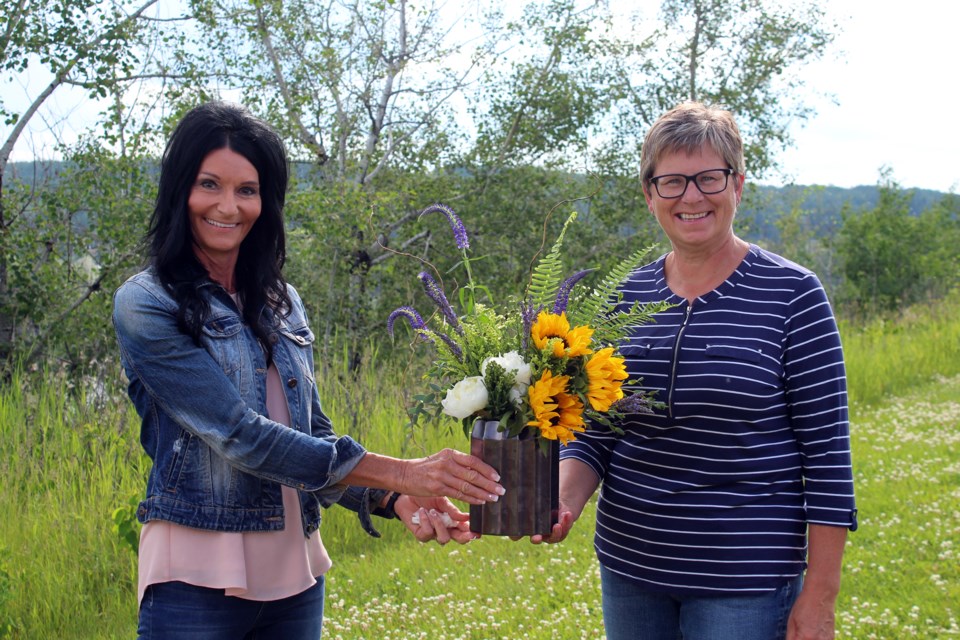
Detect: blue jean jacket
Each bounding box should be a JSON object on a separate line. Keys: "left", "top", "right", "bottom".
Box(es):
{"left": 113, "top": 269, "right": 392, "bottom": 537}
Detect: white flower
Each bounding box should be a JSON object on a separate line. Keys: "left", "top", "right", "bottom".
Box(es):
{"left": 508, "top": 384, "right": 527, "bottom": 407}
{"left": 481, "top": 351, "right": 532, "bottom": 407}
{"left": 440, "top": 376, "right": 489, "bottom": 420}
{"left": 481, "top": 351, "right": 532, "bottom": 384}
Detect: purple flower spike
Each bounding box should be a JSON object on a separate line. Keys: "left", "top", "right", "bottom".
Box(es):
{"left": 611, "top": 393, "right": 655, "bottom": 415}
{"left": 419, "top": 203, "right": 470, "bottom": 250}
{"left": 520, "top": 299, "right": 542, "bottom": 351}
{"left": 432, "top": 329, "right": 463, "bottom": 362}
{"left": 553, "top": 269, "right": 596, "bottom": 314}
{"left": 387, "top": 306, "right": 426, "bottom": 338}
{"left": 418, "top": 271, "right": 462, "bottom": 334}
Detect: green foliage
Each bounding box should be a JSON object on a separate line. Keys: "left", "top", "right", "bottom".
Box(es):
{"left": 525, "top": 211, "right": 579, "bottom": 310}
{"left": 836, "top": 172, "right": 960, "bottom": 312}
{"left": 0, "top": 547, "right": 19, "bottom": 638}
{"left": 1, "top": 0, "right": 845, "bottom": 375}
{"left": 111, "top": 493, "right": 142, "bottom": 557}
{"left": 0, "top": 368, "right": 144, "bottom": 637}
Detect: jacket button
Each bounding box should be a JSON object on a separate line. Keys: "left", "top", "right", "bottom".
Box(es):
{"left": 269, "top": 333, "right": 279, "bottom": 345}
{"left": 287, "top": 378, "right": 297, "bottom": 388}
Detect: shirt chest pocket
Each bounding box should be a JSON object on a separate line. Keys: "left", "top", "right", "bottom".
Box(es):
{"left": 703, "top": 343, "right": 781, "bottom": 390}
{"left": 705, "top": 344, "right": 763, "bottom": 364}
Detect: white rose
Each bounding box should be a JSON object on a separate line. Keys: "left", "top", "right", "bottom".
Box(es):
{"left": 481, "top": 351, "right": 532, "bottom": 385}
{"left": 440, "top": 376, "right": 489, "bottom": 420}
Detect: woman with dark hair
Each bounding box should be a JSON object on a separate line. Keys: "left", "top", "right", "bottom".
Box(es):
{"left": 114, "top": 102, "right": 503, "bottom": 638}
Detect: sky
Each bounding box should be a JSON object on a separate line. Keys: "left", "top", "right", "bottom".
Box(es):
{"left": 6, "top": 1, "right": 957, "bottom": 194}
{"left": 772, "top": 1, "right": 958, "bottom": 192}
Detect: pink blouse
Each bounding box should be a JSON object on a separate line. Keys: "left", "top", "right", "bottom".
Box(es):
{"left": 137, "top": 361, "right": 332, "bottom": 603}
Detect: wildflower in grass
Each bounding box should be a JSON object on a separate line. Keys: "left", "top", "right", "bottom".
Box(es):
{"left": 584, "top": 347, "right": 628, "bottom": 411}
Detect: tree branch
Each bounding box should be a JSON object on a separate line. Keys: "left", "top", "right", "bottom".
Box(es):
{"left": 0, "top": 0, "right": 159, "bottom": 175}
{"left": 254, "top": 4, "right": 329, "bottom": 165}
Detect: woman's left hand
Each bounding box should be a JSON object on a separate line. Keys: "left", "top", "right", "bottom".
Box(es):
{"left": 394, "top": 495, "right": 479, "bottom": 545}
{"left": 786, "top": 588, "right": 836, "bottom": 640}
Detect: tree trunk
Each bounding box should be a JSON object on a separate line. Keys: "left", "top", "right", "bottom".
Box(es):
{"left": 0, "top": 173, "right": 13, "bottom": 368}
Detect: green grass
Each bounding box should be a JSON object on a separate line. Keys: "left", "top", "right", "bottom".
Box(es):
{"left": 1, "top": 293, "right": 959, "bottom": 638}
{"left": 839, "top": 290, "right": 960, "bottom": 407}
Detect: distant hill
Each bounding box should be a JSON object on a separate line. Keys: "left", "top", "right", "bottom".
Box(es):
{"left": 5, "top": 161, "right": 953, "bottom": 243}
{"left": 739, "top": 183, "right": 953, "bottom": 242}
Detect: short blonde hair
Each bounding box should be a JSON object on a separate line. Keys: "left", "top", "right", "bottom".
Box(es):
{"left": 640, "top": 102, "right": 745, "bottom": 184}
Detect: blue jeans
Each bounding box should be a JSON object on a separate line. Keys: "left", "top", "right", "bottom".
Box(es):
{"left": 137, "top": 579, "right": 325, "bottom": 639}
{"left": 600, "top": 566, "right": 801, "bottom": 640}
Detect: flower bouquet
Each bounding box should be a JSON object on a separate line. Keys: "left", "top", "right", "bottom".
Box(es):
{"left": 388, "top": 203, "right": 664, "bottom": 535}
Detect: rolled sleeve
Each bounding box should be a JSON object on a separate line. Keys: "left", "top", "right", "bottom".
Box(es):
{"left": 784, "top": 277, "right": 858, "bottom": 530}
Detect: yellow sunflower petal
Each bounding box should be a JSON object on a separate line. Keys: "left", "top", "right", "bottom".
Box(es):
{"left": 585, "top": 347, "right": 628, "bottom": 412}
{"left": 564, "top": 325, "right": 595, "bottom": 357}
{"left": 531, "top": 312, "right": 570, "bottom": 351}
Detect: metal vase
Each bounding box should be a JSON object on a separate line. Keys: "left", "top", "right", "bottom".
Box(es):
{"left": 468, "top": 419, "right": 559, "bottom": 536}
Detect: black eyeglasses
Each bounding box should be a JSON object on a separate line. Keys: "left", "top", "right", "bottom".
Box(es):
{"left": 648, "top": 168, "right": 734, "bottom": 199}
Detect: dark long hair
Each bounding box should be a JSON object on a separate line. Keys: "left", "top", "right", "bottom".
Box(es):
{"left": 146, "top": 101, "right": 292, "bottom": 354}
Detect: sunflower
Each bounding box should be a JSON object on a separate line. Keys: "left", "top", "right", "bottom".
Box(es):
{"left": 526, "top": 370, "right": 586, "bottom": 445}
{"left": 530, "top": 311, "right": 594, "bottom": 358}
{"left": 584, "top": 347, "right": 628, "bottom": 411}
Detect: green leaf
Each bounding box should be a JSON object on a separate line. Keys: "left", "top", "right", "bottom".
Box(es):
{"left": 526, "top": 211, "right": 578, "bottom": 309}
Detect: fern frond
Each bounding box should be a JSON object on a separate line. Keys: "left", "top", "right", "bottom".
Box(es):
{"left": 567, "top": 244, "right": 658, "bottom": 329}
{"left": 591, "top": 299, "right": 673, "bottom": 346}
{"left": 525, "top": 211, "right": 578, "bottom": 309}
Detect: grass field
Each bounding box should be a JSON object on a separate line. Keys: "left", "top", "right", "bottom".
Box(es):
{"left": 0, "top": 294, "right": 958, "bottom": 638}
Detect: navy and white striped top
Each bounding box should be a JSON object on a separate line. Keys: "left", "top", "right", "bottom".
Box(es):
{"left": 561, "top": 244, "right": 857, "bottom": 595}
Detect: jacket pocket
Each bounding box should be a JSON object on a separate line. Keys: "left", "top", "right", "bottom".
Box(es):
{"left": 278, "top": 324, "right": 316, "bottom": 381}
{"left": 163, "top": 429, "right": 192, "bottom": 493}
{"left": 201, "top": 314, "right": 245, "bottom": 376}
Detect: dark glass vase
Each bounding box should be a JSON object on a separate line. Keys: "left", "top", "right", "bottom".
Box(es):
{"left": 468, "top": 419, "right": 559, "bottom": 536}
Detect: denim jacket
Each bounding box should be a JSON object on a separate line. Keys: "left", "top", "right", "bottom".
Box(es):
{"left": 113, "top": 268, "right": 392, "bottom": 537}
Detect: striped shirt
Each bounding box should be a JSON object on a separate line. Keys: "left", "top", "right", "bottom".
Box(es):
{"left": 561, "top": 244, "right": 857, "bottom": 595}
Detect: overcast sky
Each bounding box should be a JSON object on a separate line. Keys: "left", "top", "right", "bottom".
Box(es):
{"left": 772, "top": 1, "right": 958, "bottom": 192}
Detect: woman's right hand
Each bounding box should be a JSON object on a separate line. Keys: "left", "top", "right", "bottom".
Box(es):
{"left": 345, "top": 449, "right": 505, "bottom": 505}
{"left": 397, "top": 448, "right": 505, "bottom": 505}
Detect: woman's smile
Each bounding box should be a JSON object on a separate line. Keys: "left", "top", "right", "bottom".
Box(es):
{"left": 187, "top": 147, "right": 262, "bottom": 281}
